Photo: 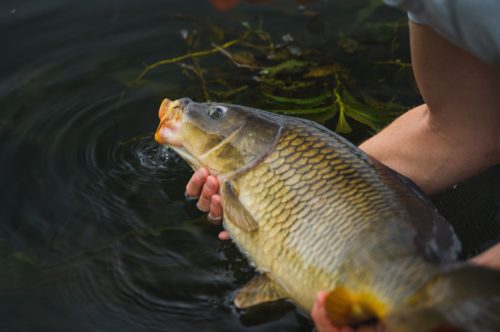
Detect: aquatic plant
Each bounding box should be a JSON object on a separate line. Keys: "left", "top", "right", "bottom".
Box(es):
{"left": 129, "top": 3, "right": 412, "bottom": 136}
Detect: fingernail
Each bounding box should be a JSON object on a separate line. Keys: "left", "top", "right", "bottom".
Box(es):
{"left": 197, "top": 201, "right": 209, "bottom": 212}
{"left": 184, "top": 191, "right": 199, "bottom": 202}
{"left": 207, "top": 213, "right": 222, "bottom": 224}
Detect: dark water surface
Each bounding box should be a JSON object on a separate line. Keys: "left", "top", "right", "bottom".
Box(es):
{"left": 0, "top": 1, "right": 414, "bottom": 331}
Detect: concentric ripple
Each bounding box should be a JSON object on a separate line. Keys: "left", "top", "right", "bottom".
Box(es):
{"left": 0, "top": 67, "right": 310, "bottom": 332}
{"left": 1, "top": 88, "right": 309, "bottom": 331}
{"left": 0, "top": 90, "right": 250, "bottom": 331}
{"left": 0, "top": 0, "right": 329, "bottom": 330}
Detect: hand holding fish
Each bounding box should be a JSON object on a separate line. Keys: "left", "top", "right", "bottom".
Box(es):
{"left": 189, "top": 166, "right": 379, "bottom": 331}
{"left": 155, "top": 95, "right": 500, "bottom": 331}
{"left": 185, "top": 167, "right": 229, "bottom": 240}
{"left": 186, "top": 170, "right": 372, "bottom": 331}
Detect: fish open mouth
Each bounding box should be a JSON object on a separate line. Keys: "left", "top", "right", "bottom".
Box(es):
{"left": 155, "top": 98, "right": 183, "bottom": 146}
{"left": 154, "top": 98, "right": 203, "bottom": 171}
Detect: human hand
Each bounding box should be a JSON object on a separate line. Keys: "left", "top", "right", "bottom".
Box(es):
{"left": 311, "top": 244, "right": 499, "bottom": 332}
{"left": 312, "top": 292, "right": 352, "bottom": 332}
{"left": 470, "top": 243, "right": 500, "bottom": 270}
{"left": 186, "top": 168, "right": 230, "bottom": 240}
{"left": 312, "top": 292, "right": 382, "bottom": 332}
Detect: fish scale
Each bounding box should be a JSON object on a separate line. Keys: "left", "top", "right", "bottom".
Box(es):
{"left": 227, "top": 119, "right": 448, "bottom": 313}
{"left": 156, "top": 99, "right": 500, "bottom": 330}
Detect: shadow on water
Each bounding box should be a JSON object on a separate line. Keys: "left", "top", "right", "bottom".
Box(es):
{"left": 4, "top": 0, "right": 481, "bottom": 331}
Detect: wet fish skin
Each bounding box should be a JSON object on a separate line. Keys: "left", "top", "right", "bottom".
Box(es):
{"left": 155, "top": 98, "right": 500, "bottom": 331}
{"left": 222, "top": 117, "right": 458, "bottom": 313}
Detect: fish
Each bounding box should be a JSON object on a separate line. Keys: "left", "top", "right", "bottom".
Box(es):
{"left": 155, "top": 98, "right": 500, "bottom": 331}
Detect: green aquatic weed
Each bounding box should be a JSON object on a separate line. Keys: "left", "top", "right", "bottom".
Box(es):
{"left": 127, "top": 9, "right": 412, "bottom": 136}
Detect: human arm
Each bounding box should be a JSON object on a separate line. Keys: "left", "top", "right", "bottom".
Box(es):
{"left": 359, "top": 21, "right": 500, "bottom": 269}
{"left": 359, "top": 22, "right": 500, "bottom": 195}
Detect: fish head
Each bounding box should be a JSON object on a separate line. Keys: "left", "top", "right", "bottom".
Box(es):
{"left": 155, "top": 98, "right": 282, "bottom": 176}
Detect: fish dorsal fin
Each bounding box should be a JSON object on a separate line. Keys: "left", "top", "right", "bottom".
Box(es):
{"left": 234, "top": 274, "right": 288, "bottom": 309}
{"left": 325, "top": 286, "right": 387, "bottom": 326}
{"left": 221, "top": 180, "right": 258, "bottom": 232}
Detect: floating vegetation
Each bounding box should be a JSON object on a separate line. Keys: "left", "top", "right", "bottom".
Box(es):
{"left": 128, "top": 3, "right": 413, "bottom": 135}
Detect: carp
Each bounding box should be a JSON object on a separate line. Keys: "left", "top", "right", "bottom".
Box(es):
{"left": 155, "top": 98, "right": 500, "bottom": 331}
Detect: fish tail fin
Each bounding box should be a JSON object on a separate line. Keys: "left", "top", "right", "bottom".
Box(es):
{"left": 324, "top": 286, "right": 387, "bottom": 326}
{"left": 386, "top": 264, "right": 500, "bottom": 332}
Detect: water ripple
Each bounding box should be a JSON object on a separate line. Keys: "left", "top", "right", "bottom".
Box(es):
{"left": 0, "top": 0, "right": 315, "bottom": 329}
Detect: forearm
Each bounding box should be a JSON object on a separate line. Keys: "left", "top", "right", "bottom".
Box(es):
{"left": 359, "top": 104, "right": 448, "bottom": 194}
{"left": 360, "top": 22, "right": 500, "bottom": 195}
{"left": 359, "top": 103, "right": 500, "bottom": 195}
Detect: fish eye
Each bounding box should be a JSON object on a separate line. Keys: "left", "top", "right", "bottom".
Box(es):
{"left": 208, "top": 106, "right": 227, "bottom": 120}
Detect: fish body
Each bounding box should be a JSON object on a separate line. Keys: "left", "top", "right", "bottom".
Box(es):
{"left": 221, "top": 117, "right": 454, "bottom": 313}
{"left": 155, "top": 98, "right": 500, "bottom": 331}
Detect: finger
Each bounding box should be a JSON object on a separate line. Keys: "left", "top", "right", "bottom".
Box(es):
{"left": 312, "top": 292, "right": 331, "bottom": 332}
{"left": 218, "top": 231, "right": 230, "bottom": 241}
{"left": 197, "top": 175, "right": 219, "bottom": 212}
{"left": 311, "top": 293, "right": 323, "bottom": 323}
{"left": 186, "top": 168, "right": 209, "bottom": 198}
{"left": 312, "top": 292, "right": 345, "bottom": 332}
{"left": 208, "top": 194, "right": 223, "bottom": 222}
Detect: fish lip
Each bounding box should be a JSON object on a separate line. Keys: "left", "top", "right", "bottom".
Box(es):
{"left": 154, "top": 98, "right": 185, "bottom": 146}
{"left": 157, "top": 98, "right": 191, "bottom": 120}
{"left": 154, "top": 98, "right": 204, "bottom": 171}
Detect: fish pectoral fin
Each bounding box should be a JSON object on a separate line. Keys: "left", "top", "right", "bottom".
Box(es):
{"left": 221, "top": 180, "right": 258, "bottom": 232}
{"left": 325, "top": 286, "right": 387, "bottom": 326}
{"left": 234, "top": 274, "right": 288, "bottom": 309}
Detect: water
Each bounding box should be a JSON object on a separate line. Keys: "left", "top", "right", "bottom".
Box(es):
{"left": 0, "top": 1, "right": 414, "bottom": 331}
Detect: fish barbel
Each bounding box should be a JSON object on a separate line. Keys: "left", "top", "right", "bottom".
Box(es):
{"left": 155, "top": 98, "right": 500, "bottom": 331}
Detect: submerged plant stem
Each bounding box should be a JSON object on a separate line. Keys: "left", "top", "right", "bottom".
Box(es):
{"left": 191, "top": 55, "right": 210, "bottom": 101}
{"left": 210, "top": 85, "right": 248, "bottom": 99}
{"left": 212, "top": 43, "right": 260, "bottom": 70}
{"left": 137, "top": 31, "right": 250, "bottom": 80}
{"left": 375, "top": 60, "right": 411, "bottom": 68}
